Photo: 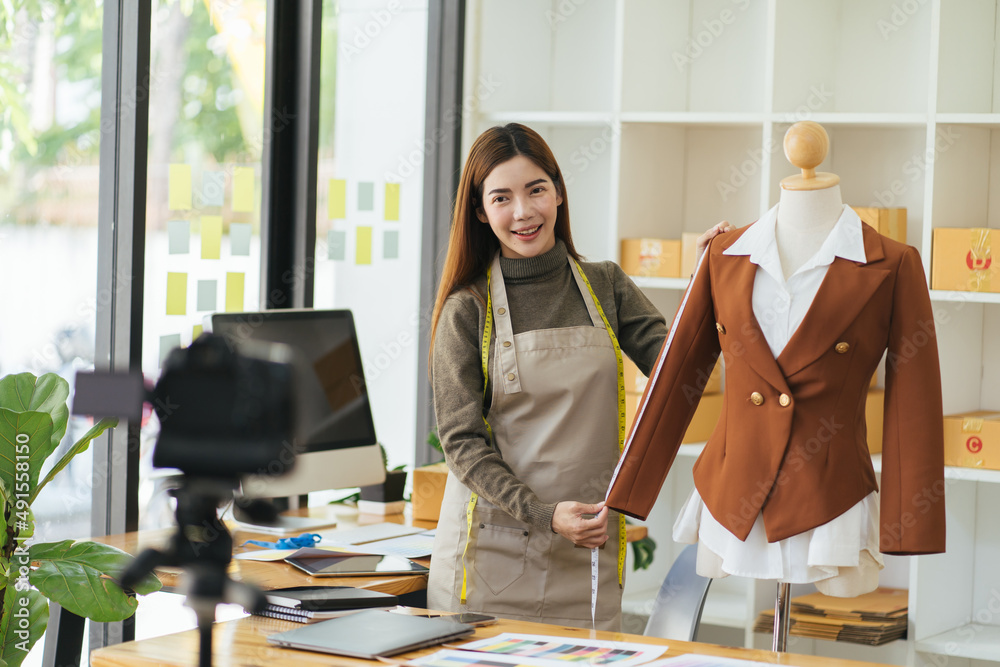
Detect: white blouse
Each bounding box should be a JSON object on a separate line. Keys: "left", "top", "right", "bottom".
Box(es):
{"left": 672, "top": 204, "right": 883, "bottom": 595}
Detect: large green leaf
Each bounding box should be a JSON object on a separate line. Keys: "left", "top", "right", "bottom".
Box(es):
{"left": 0, "top": 409, "right": 52, "bottom": 525}
{"left": 31, "top": 416, "right": 117, "bottom": 504}
{"left": 0, "top": 583, "right": 47, "bottom": 667}
{"left": 29, "top": 540, "right": 161, "bottom": 622}
{"left": 0, "top": 373, "right": 69, "bottom": 459}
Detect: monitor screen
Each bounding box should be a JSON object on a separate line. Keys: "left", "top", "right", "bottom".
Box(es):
{"left": 211, "top": 309, "right": 377, "bottom": 453}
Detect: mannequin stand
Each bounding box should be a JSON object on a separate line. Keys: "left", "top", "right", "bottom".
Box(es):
{"left": 772, "top": 582, "right": 792, "bottom": 652}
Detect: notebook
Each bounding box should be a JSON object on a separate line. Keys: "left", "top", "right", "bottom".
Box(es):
{"left": 264, "top": 585, "right": 398, "bottom": 611}
{"left": 266, "top": 608, "right": 475, "bottom": 658}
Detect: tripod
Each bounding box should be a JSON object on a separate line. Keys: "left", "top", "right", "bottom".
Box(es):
{"left": 121, "top": 476, "right": 266, "bottom": 667}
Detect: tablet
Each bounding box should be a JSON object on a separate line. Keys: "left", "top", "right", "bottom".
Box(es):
{"left": 285, "top": 553, "right": 429, "bottom": 577}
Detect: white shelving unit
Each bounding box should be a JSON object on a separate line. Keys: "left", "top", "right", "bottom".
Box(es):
{"left": 464, "top": 2, "right": 999, "bottom": 665}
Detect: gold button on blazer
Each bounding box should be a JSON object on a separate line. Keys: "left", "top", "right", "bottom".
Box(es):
{"left": 606, "top": 223, "right": 946, "bottom": 556}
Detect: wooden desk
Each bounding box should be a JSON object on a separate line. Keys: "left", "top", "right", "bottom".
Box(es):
{"left": 90, "top": 611, "right": 893, "bottom": 667}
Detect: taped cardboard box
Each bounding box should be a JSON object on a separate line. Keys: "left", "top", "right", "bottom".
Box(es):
{"left": 623, "top": 356, "right": 721, "bottom": 395}
{"left": 866, "top": 389, "right": 884, "bottom": 455}
{"left": 626, "top": 390, "right": 723, "bottom": 444}
{"left": 943, "top": 411, "right": 1000, "bottom": 471}
{"left": 853, "top": 207, "right": 907, "bottom": 244}
{"left": 411, "top": 462, "right": 448, "bottom": 522}
{"left": 931, "top": 227, "right": 998, "bottom": 293}
{"left": 681, "top": 232, "right": 701, "bottom": 278}
{"left": 621, "top": 238, "right": 681, "bottom": 278}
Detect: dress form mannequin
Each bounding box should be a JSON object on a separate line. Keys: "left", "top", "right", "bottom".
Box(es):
{"left": 776, "top": 122, "right": 843, "bottom": 279}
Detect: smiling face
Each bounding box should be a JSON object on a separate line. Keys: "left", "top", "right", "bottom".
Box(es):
{"left": 477, "top": 155, "right": 563, "bottom": 259}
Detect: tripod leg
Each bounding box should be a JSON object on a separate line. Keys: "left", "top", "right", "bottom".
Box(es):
{"left": 772, "top": 582, "right": 792, "bottom": 652}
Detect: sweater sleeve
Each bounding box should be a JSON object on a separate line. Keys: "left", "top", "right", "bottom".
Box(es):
{"left": 431, "top": 292, "right": 557, "bottom": 532}
{"left": 605, "top": 262, "right": 668, "bottom": 374}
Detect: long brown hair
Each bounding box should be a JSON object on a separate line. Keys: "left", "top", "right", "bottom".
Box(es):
{"left": 429, "top": 124, "right": 581, "bottom": 360}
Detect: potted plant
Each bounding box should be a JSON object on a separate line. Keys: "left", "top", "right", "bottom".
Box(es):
{"left": 0, "top": 372, "right": 161, "bottom": 665}
{"left": 358, "top": 443, "right": 407, "bottom": 503}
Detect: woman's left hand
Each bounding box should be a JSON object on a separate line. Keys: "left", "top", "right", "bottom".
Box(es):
{"left": 695, "top": 221, "right": 735, "bottom": 265}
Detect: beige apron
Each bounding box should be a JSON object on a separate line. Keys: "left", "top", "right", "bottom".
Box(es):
{"left": 427, "top": 253, "right": 623, "bottom": 630}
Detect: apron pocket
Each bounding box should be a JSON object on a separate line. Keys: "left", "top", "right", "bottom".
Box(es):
{"left": 473, "top": 522, "right": 529, "bottom": 595}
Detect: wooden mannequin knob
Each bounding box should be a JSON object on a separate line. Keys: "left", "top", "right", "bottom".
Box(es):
{"left": 780, "top": 121, "right": 840, "bottom": 191}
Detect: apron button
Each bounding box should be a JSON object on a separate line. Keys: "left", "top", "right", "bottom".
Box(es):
{"left": 503, "top": 341, "right": 511, "bottom": 348}
{"left": 479, "top": 523, "right": 485, "bottom": 529}
{"left": 497, "top": 307, "right": 506, "bottom": 315}
{"left": 507, "top": 373, "right": 515, "bottom": 381}
{"left": 523, "top": 530, "right": 528, "bottom": 536}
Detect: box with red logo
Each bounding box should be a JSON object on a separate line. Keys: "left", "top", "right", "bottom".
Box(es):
{"left": 621, "top": 238, "right": 681, "bottom": 278}
{"left": 943, "top": 411, "right": 1000, "bottom": 470}
{"left": 931, "top": 228, "right": 998, "bottom": 293}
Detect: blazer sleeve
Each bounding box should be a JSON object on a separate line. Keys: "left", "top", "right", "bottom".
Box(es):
{"left": 879, "top": 246, "right": 946, "bottom": 555}
{"left": 605, "top": 244, "right": 722, "bottom": 520}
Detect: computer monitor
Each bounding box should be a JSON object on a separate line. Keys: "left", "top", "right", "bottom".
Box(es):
{"left": 210, "top": 309, "right": 386, "bottom": 500}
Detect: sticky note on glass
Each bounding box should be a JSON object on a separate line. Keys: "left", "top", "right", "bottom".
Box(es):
{"left": 225, "top": 272, "right": 245, "bottom": 312}
{"left": 328, "top": 230, "right": 346, "bottom": 261}
{"left": 202, "top": 171, "right": 225, "bottom": 207}
{"left": 358, "top": 182, "right": 374, "bottom": 211}
{"left": 166, "top": 272, "right": 188, "bottom": 315}
{"left": 384, "top": 230, "right": 399, "bottom": 259}
{"left": 160, "top": 334, "right": 182, "bottom": 367}
{"left": 232, "top": 166, "right": 255, "bottom": 212}
{"left": 168, "top": 220, "right": 190, "bottom": 254}
{"left": 201, "top": 216, "right": 222, "bottom": 259}
{"left": 385, "top": 183, "right": 400, "bottom": 221}
{"left": 193, "top": 325, "right": 203, "bottom": 340}
{"left": 230, "top": 222, "right": 252, "bottom": 256}
{"left": 197, "top": 280, "right": 217, "bottom": 311}
{"left": 169, "top": 164, "right": 192, "bottom": 210}
{"left": 329, "top": 179, "right": 346, "bottom": 219}
{"left": 356, "top": 227, "right": 372, "bottom": 265}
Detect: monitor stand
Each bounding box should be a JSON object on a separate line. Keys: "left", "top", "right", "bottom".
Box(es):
{"left": 229, "top": 499, "right": 338, "bottom": 536}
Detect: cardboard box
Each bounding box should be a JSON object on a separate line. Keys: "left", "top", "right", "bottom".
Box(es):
{"left": 866, "top": 389, "right": 884, "bottom": 455}
{"left": 943, "top": 411, "right": 1000, "bottom": 470}
{"left": 681, "top": 232, "right": 701, "bottom": 278}
{"left": 411, "top": 462, "right": 448, "bottom": 522}
{"left": 682, "top": 392, "right": 724, "bottom": 444}
{"left": 625, "top": 391, "right": 640, "bottom": 436}
{"left": 853, "top": 207, "right": 907, "bottom": 244}
{"left": 931, "top": 227, "right": 998, "bottom": 293}
{"left": 621, "top": 238, "right": 681, "bottom": 278}
{"left": 623, "top": 356, "right": 721, "bottom": 395}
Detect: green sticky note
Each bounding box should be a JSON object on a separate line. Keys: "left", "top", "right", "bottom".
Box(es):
{"left": 160, "top": 334, "right": 182, "bottom": 367}
{"left": 168, "top": 220, "right": 190, "bottom": 254}
{"left": 232, "top": 166, "right": 255, "bottom": 212}
{"left": 329, "top": 179, "right": 346, "bottom": 219}
{"left": 385, "top": 183, "right": 400, "bottom": 221}
{"left": 201, "top": 216, "right": 222, "bottom": 259}
{"left": 358, "top": 182, "right": 374, "bottom": 211}
{"left": 193, "top": 325, "right": 203, "bottom": 340}
{"left": 166, "top": 272, "right": 188, "bottom": 315}
{"left": 384, "top": 230, "right": 399, "bottom": 259}
{"left": 230, "top": 222, "right": 252, "bottom": 256}
{"left": 226, "top": 272, "right": 245, "bottom": 312}
{"left": 169, "top": 164, "right": 192, "bottom": 210}
{"left": 328, "top": 230, "right": 346, "bottom": 261}
{"left": 197, "top": 280, "right": 217, "bottom": 311}
{"left": 202, "top": 171, "right": 225, "bottom": 207}
{"left": 356, "top": 227, "right": 372, "bottom": 265}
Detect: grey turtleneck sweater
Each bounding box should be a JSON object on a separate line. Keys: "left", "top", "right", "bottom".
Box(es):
{"left": 431, "top": 239, "right": 668, "bottom": 532}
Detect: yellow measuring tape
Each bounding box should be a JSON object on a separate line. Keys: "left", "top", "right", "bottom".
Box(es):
{"left": 459, "top": 260, "right": 627, "bottom": 605}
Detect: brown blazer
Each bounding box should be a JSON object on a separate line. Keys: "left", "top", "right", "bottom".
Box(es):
{"left": 606, "top": 222, "right": 946, "bottom": 555}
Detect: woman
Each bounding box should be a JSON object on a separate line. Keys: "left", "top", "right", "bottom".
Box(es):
{"left": 427, "top": 123, "right": 729, "bottom": 630}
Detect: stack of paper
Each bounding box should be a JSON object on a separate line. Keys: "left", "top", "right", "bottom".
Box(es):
{"left": 753, "top": 588, "right": 908, "bottom": 646}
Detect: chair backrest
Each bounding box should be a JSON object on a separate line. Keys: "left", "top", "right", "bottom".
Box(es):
{"left": 643, "top": 543, "right": 712, "bottom": 642}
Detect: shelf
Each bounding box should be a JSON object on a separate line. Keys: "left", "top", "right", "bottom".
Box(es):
{"left": 771, "top": 112, "right": 929, "bottom": 127}
{"left": 936, "top": 113, "right": 1000, "bottom": 128}
{"left": 701, "top": 591, "right": 750, "bottom": 629}
{"left": 480, "top": 112, "right": 614, "bottom": 126}
{"left": 677, "top": 443, "right": 706, "bottom": 458}
{"left": 629, "top": 276, "right": 691, "bottom": 290}
{"left": 620, "top": 112, "right": 764, "bottom": 127}
{"left": 929, "top": 290, "right": 1000, "bottom": 304}
{"left": 916, "top": 623, "right": 1000, "bottom": 661}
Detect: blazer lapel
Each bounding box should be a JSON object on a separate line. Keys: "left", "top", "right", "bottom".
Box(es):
{"left": 776, "top": 225, "right": 890, "bottom": 378}
{"left": 714, "top": 247, "right": 790, "bottom": 393}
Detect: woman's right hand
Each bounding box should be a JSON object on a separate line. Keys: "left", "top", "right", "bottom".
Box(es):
{"left": 551, "top": 501, "right": 609, "bottom": 548}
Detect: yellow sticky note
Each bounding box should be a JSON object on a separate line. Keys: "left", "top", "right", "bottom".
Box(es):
{"left": 169, "top": 164, "right": 192, "bottom": 210}
{"left": 166, "top": 272, "right": 187, "bottom": 315}
{"left": 233, "top": 167, "right": 255, "bottom": 212}
{"left": 201, "top": 216, "right": 222, "bottom": 259}
{"left": 356, "top": 227, "right": 372, "bottom": 265}
{"left": 225, "top": 272, "right": 245, "bottom": 312}
{"left": 193, "top": 325, "right": 203, "bottom": 341}
{"left": 329, "top": 179, "right": 346, "bottom": 219}
{"left": 385, "top": 183, "right": 400, "bottom": 221}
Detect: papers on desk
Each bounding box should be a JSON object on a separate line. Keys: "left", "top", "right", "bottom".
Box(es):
{"left": 233, "top": 523, "right": 437, "bottom": 561}
{"left": 448, "top": 633, "right": 666, "bottom": 665}
{"left": 316, "top": 522, "right": 423, "bottom": 545}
